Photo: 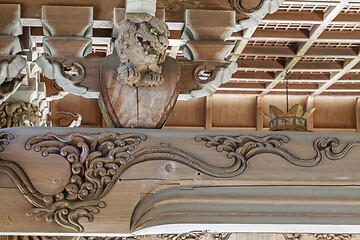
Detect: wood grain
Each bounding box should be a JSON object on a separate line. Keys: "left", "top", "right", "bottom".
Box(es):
{"left": 99, "top": 54, "right": 180, "bottom": 128}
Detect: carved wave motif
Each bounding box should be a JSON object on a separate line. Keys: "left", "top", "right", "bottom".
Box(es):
{"left": 2, "top": 131, "right": 360, "bottom": 232}
{"left": 0, "top": 131, "right": 15, "bottom": 151}
{"left": 23, "top": 132, "right": 147, "bottom": 232}
{"left": 195, "top": 135, "right": 360, "bottom": 175}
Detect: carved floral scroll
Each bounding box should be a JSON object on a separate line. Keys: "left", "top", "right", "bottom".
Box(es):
{"left": 1, "top": 131, "right": 360, "bottom": 232}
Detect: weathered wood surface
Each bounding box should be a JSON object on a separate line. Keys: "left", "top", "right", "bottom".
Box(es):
{"left": 1, "top": 127, "right": 360, "bottom": 235}
{"left": 99, "top": 54, "right": 180, "bottom": 128}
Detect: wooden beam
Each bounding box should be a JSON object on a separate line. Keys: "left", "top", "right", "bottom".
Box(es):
{"left": 228, "top": 26, "right": 257, "bottom": 62}
{"left": 241, "top": 45, "right": 358, "bottom": 58}
{"left": 230, "top": 30, "right": 360, "bottom": 43}
{"left": 256, "top": 96, "right": 264, "bottom": 131}
{"left": 205, "top": 95, "right": 213, "bottom": 130}
{"left": 312, "top": 57, "right": 360, "bottom": 96}
{"left": 263, "top": 11, "right": 324, "bottom": 23}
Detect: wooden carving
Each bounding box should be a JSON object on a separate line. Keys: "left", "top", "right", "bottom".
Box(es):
{"left": 229, "top": 0, "right": 284, "bottom": 28}
{"left": 115, "top": 14, "right": 170, "bottom": 87}
{"left": 159, "top": 231, "right": 209, "bottom": 240}
{"left": 0, "top": 101, "right": 44, "bottom": 128}
{"left": 49, "top": 111, "right": 82, "bottom": 127}
{"left": 100, "top": 13, "right": 180, "bottom": 128}
{"left": 2, "top": 131, "right": 360, "bottom": 232}
{"left": 179, "top": 10, "right": 237, "bottom": 100}
{"left": 0, "top": 56, "right": 27, "bottom": 104}
{"left": 36, "top": 56, "right": 91, "bottom": 97}
{"left": 310, "top": 235, "right": 355, "bottom": 240}
{"left": 283, "top": 234, "right": 302, "bottom": 240}
{"left": 195, "top": 135, "right": 360, "bottom": 174}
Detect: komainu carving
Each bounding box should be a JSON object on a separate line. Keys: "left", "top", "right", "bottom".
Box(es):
{"left": 115, "top": 15, "right": 170, "bottom": 87}
{"left": 195, "top": 135, "right": 360, "bottom": 175}
{"left": 0, "top": 101, "right": 44, "bottom": 128}
{"left": 310, "top": 234, "right": 355, "bottom": 240}
{"left": 3, "top": 131, "right": 360, "bottom": 232}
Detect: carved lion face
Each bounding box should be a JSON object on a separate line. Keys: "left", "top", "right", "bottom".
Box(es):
{"left": 115, "top": 16, "right": 170, "bottom": 66}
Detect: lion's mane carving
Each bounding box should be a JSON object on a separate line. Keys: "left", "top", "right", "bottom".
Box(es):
{"left": 115, "top": 15, "right": 170, "bottom": 87}
{"left": 0, "top": 101, "right": 44, "bottom": 128}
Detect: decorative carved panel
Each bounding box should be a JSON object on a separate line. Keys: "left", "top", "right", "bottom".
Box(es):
{"left": 1, "top": 129, "right": 360, "bottom": 233}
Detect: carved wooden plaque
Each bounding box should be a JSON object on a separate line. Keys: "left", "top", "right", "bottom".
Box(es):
{"left": 99, "top": 54, "right": 180, "bottom": 128}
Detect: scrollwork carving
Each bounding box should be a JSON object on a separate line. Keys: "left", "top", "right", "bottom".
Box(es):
{"left": 36, "top": 56, "right": 95, "bottom": 98}
{"left": 195, "top": 135, "right": 360, "bottom": 175}
{"left": 23, "top": 132, "right": 147, "bottom": 232}
{"left": 210, "top": 233, "right": 232, "bottom": 240}
{"left": 3, "top": 131, "right": 360, "bottom": 232}
{"left": 0, "top": 131, "right": 15, "bottom": 151}
{"left": 51, "top": 111, "right": 82, "bottom": 127}
{"left": 229, "top": 0, "right": 285, "bottom": 28}
{"left": 229, "top": 0, "right": 265, "bottom": 13}
{"left": 0, "top": 55, "right": 27, "bottom": 104}
{"left": 159, "top": 231, "right": 209, "bottom": 240}
{"left": 283, "top": 234, "right": 302, "bottom": 240}
{"left": 74, "top": 236, "right": 148, "bottom": 240}
{"left": 309, "top": 234, "right": 355, "bottom": 240}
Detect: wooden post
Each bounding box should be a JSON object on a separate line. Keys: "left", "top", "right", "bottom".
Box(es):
{"left": 205, "top": 95, "right": 213, "bottom": 130}
{"left": 356, "top": 97, "right": 360, "bottom": 133}
{"left": 256, "top": 96, "right": 264, "bottom": 131}
{"left": 306, "top": 96, "right": 314, "bottom": 131}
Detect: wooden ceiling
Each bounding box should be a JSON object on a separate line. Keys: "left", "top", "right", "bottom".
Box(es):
{"left": 221, "top": 0, "right": 360, "bottom": 96}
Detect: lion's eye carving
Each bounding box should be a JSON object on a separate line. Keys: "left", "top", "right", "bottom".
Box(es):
{"left": 151, "top": 28, "right": 158, "bottom": 35}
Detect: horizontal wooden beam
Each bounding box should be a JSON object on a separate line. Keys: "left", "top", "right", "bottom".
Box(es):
{"left": 230, "top": 29, "right": 360, "bottom": 43}
{"left": 241, "top": 46, "right": 358, "bottom": 58}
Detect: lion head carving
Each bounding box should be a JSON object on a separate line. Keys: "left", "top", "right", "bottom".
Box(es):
{"left": 115, "top": 15, "right": 170, "bottom": 87}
